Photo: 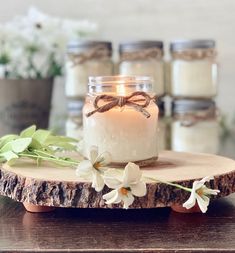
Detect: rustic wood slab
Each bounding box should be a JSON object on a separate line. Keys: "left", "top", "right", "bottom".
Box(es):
{"left": 0, "top": 151, "right": 234, "bottom": 209}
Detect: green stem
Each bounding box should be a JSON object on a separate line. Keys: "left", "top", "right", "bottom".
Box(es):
{"left": 144, "top": 176, "right": 192, "bottom": 192}
{"left": 18, "top": 153, "right": 79, "bottom": 166}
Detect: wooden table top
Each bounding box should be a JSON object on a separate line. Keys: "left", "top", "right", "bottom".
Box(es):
{"left": 0, "top": 193, "right": 235, "bottom": 252}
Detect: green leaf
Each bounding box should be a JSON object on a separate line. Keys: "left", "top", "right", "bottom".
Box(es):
{"left": 32, "top": 129, "right": 51, "bottom": 144}
{"left": 0, "top": 138, "right": 32, "bottom": 153}
{"left": 20, "top": 125, "right": 36, "bottom": 137}
{"left": 54, "top": 142, "right": 77, "bottom": 151}
{"left": 0, "top": 135, "right": 19, "bottom": 149}
{"left": 44, "top": 135, "right": 78, "bottom": 145}
{"left": 0, "top": 151, "right": 19, "bottom": 161}
{"left": 29, "top": 138, "right": 43, "bottom": 150}
{"left": 7, "top": 158, "right": 19, "bottom": 166}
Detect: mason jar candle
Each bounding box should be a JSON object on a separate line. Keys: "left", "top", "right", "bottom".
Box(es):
{"left": 118, "top": 41, "right": 165, "bottom": 96}
{"left": 65, "top": 100, "right": 83, "bottom": 139}
{"left": 83, "top": 76, "right": 159, "bottom": 166}
{"left": 65, "top": 41, "right": 113, "bottom": 99}
{"left": 171, "top": 99, "right": 219, "bottom": 154}
{"left": 169, "top": 40, "right": 218, "bottom": 98}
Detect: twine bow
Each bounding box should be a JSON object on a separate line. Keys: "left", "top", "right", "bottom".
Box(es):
{"left": 120, "top": 47, "right": 163, "bottom": 61}
{"left": 176, "top": 107, "right": 218, "bottom": 127}
{"left": 86, "top": 91, "right": 156, "bottom": 118}
{"left": 172, "top": 48, "right": 217, "bottom": 61}
{"left": 69, "top": 45, "right": 111, "bottom": 66}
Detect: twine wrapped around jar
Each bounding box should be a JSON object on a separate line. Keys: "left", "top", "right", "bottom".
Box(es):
{"left": 68, "top": 45, "right": 111, "bottom": 65}
{"left": 172, "top": 48, "right": 217, "bottom": 61}
{"left": 175, "top": 106, "right": 218, "bottom": 127}
{"left": 86, "top": 91, "right": 156, "bottom": 118}
{"left": 120, "top": 47, "right": 163, "bottom": 61}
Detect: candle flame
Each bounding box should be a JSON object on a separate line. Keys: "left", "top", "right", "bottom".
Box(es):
{"left": 116, "top": 84, "right": 126, "bottom": 96}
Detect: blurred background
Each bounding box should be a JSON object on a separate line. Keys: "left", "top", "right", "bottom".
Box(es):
{"left": 0, "top": 0, "right": 235, "bottom": 157}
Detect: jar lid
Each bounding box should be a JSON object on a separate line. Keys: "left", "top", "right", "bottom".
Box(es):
{"left": 172, "top": 99, "right": 216, "bottom": 114}
{"left": 67, "top": 40, "right": 112, "bottom": 54}
{"left": 170, "top": 39, "right": 216, "bottom": 52}
{"left": 119, "top": 40, "right": 163, "bottom": 54}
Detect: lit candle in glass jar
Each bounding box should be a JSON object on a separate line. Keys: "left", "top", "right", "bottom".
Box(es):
{"left": 83, "top": 76, "right": 159, "bottom": 166}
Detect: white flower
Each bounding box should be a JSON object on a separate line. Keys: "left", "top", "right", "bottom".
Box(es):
{"left": 183, "top": 176, "right": 220, "bottom": 213}
{"left": 76, "top": 146, "right": 111, "bottom": 192}
{"left": 0, "top": 6, "right": 97, "bottom": 78}
{"left": 103, "top": 162, "right": 147, "bottom": 209}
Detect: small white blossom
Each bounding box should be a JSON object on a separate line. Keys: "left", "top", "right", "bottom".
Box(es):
{"left": 183, "top": 176, "right": 220, "bottom": 213}
{"left": 103, "top": 162, "right": 147, "bottom": 209}
{"left": 76, "top": 146, "right": 111, "bottom": 192}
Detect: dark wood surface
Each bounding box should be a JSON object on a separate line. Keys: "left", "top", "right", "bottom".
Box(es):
{"left": 0, "top": 193, "right": 235, "bottom": 252}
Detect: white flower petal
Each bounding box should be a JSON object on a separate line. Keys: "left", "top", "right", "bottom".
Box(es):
{"left": 122, "top": 192, "right": 135, "bottom": 209}
{"left": 130, "top": 181, "right": 147, "bottom": 197}
{"left": 91, "top": 170, "right": 104, "bottom": 192}
{"left": 203, "top": 187, "right": 220, "bottom": 196}
{"left": 196, "top": 194, "right": 210, "bottom": 213}
{"left": 89, "top": 146, "right": 98, "bottom": 164}
{"left": 103, "top": 189, "right": 121, "bottom": 204}
{"left": 98, "top": 151, "right": 112, "bottom": 166}
{"left": 123, "top": 162, "right": 142, "bottom": 187}
{"left": 104, "top": 169, "right": 123, "bottom": 189}
{"left": 182, "top": 191, "right": 197, "bottom": 210}
{"left": 192, "top": 180, "right": 205, "bottom": 191}
{"left": 200, "top": 176, "right": 214, "bottom": 184}
{"left": 76, "top": 160, "right": 93, "bottom": 175}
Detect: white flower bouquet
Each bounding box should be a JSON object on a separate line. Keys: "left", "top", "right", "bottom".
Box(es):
{"left": 0, "top": 7, "right": 97, "bottom": 79}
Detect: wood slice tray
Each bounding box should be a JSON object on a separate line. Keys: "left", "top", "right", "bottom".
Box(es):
{"left": 0, "top": 151, "right": 234, "bottom": 212}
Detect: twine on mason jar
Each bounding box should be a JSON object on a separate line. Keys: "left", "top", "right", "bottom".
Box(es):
{"left": 68, "top": 45, "right": 111, "bottom": 65}
{"left": 86, "top": 91, "right": 156, "bottom": 118}
{"left": 120, "top": 47, "right": 163, "bottom": 61}
{"left": 176, "top": 106, "right": 218, "bottom": 127}
{"left": 172, "top": 48, "right": 217, "bottom": 61}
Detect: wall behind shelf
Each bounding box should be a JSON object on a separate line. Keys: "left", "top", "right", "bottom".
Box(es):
{"left": 0, "top": 0, "right": 235, "bottom": 129}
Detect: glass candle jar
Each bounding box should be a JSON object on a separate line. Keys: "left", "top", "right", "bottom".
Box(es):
{"left": 83, "top": 76, "right": 159, "bottom": 166}
{"left": 169, "top": 40, "right": 218, "bottom": 98}
{"left": 171, "top": 99, "right": 220, "bottom": 154}
{"left": 65, "top": 100, "right": 83, "bottom": 139}
{"left": 118, "top": 41, "right": 165, "bottom": 96}
{"left": 65, "top": 41, "right": 113, "bottom": 99}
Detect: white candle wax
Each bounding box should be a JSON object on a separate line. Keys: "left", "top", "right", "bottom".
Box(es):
{"left": 170, "top": 60, "right": 218, "bottom": 97}
{"left": 119, "top": 61, "right": 165, "bottom": 96}
{"left": 83, "top": 101, "right": 159, "bottom": 163}
{"left": 171, "top": 121, "right": 219, "bottom": 154}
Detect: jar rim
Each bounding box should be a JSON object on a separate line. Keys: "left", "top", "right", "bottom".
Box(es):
{"left": 172, "top": 99, "right": 216, "bottom": 114}
{"left": 119, "top": 40, "right": 163, "bottom": 54}
{"left": 170, "top": 39, "right": 216, "bottom": 52}
{"left": 88, "top": 75, "right": 153, "bottom": 86}
{"left": 67, "top": 40, "right": 112, "bottom": 54}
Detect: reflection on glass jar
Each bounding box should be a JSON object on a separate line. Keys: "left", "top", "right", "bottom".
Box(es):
{"left": 118, "top": 41, "right": 165, "bottom": 96}
{"left": 83, "top": 76, "right": 159, "bottom": 166}
{"left": 65, "top": 41, "right": 113, "bottom": 99}
{"left": 66, "top": 100, "right": 83, "bottom": 139}
{"left": 169, "top": 40, "right": 218, "bottom": 98}
{"left": 171, "top": 99, "right": 219, "bottom": 154}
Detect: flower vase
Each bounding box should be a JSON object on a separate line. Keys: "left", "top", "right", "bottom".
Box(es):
{"left": 0, "top": 78, "right": 53, "bottom": 135}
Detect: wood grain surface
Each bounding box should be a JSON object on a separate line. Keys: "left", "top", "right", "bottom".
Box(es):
{"left": 0, "top": 151, "right": 235, "bottom": 209}
{"left": 0, "top": 194, "right": 235, "bottom": 252}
